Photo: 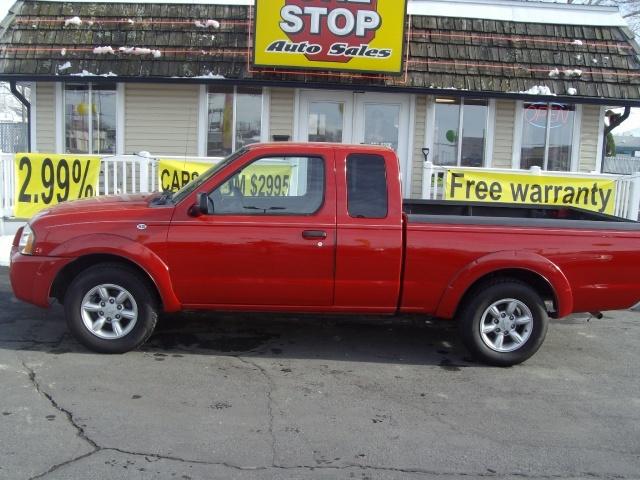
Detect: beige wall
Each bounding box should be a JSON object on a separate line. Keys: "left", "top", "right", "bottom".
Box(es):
{"left": 124, "top": 83, "right": 199, "bottom": 156}
{"left": 492, "top": 100, "right": 516, "bottom": 169}
{"left": 269, "top": 88, "right": 295, "bottom": 141}
{"left": 32, "top": 82, "right": 605, "bottom": 186}
{"left": 410, "top": 96, "right": 427, "bottom": 198}
{"left": 34, "top": 82, "right": 56, "bottom": 153}
{"left": 579, "top": 104, "right": 602, "bottom": 173}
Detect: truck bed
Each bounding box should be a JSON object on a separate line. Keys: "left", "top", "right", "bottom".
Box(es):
{"left": 400, "top": 199, "right": 640, "bottom": 318}
{"left": 402, "top": 200, "right": 640, "bottom": 230}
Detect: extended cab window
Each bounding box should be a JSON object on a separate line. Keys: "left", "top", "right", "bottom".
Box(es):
{"left": 210, "top": 156, "right": 325, "bottom": 215}
{"left": 347, "top": 154, "right": 388, "bottom": 219}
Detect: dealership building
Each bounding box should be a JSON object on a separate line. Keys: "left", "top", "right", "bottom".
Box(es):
{"left": 1, "top": 0, "right": 640, "bottom": 198}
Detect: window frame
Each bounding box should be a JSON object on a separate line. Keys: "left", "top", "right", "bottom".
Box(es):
{"left": 206, "top": 153, "right": 327, "bottom": 217}
{"left": 199, "top": 86, "right": 270, "bottom": 158}
{"left": 513, "top": 101, "right": 582, "bottom": 172}
{"left": 60, "top": 82, "right": 119, "bottom": 155}
{"left": 428, "top": 97, "right": 494, "bottom": 168}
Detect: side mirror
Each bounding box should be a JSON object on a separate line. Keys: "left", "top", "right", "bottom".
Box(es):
{"left": 189, "top": 192, "right": 210, "bottom": 217}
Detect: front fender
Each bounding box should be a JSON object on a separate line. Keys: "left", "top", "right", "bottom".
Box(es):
{"left": 435, "top": 250, "right": 573, "bottom": 319}
{"left": 49, "top": 234, "right": 181, "bottom": 312}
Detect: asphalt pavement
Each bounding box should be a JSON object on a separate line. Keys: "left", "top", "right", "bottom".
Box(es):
{"left": 1, "top": 266, "right": 639, "bottom": 480}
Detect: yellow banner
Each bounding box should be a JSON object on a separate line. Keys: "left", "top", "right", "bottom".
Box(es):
{"left": 445, "top": 169, "right": 617, "bottom": 215}
{"left": 254, "top": 0, "right": 408, "bottom": 74}
{"left": 226, "top": 164, "right": 293, "bottom": 197}
{"left": 158, "top": 159, "right": 212, "bottom": 192}
{"left": 159, "top": 159, "right": 293, "bottom": 197}
{"left": 14, "top": 153, "right": 100, "bottom": 218}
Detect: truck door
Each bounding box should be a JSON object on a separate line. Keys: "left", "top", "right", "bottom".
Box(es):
{"left": 167, "top": 150, "right": 337, "bottom": 308}
{"left": 334, "top": 149, "right": 404, "bottom": 312}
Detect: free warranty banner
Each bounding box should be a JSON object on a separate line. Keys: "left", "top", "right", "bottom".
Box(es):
{"left": 253, "top": 0, "right": 408, "bottom": 74}
{"left": 14, "top": 153, "right": 100, "bottom": 218}
{"left": 159, "top": 159, "right": 293, "bottom": 197}
{"left": 445, "top": 169, "right": 617, "bottom": 216}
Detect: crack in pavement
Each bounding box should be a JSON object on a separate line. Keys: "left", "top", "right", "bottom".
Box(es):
{"left": 234, "top": 355, "right": 278, "bottom": 467}
{"left": 28, "top": 452, "right": 99, "bottom": 480}
{"left": 22, "top": 362, "right": 99, "bottom": 451}
{"left": 27, "top": 448, "right": 640, "bottom": 480}
{"left": 19, "top": 361, "right": 637, "bottom": 480}
{"left": 22, "top": 361, "right": 100, "bottom": 480}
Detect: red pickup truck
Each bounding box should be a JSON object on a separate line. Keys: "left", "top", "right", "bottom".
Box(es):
{"left": 9, "top": 143, "right": 640, "bottom": 366}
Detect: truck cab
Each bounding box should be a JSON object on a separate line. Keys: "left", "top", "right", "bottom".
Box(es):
{"left": 166, "top": 143, "right": 404, "bottom": 313}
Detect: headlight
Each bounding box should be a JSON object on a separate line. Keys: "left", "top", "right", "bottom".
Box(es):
{"left": 18, "top": 225, "right": 36, "bottom": 255}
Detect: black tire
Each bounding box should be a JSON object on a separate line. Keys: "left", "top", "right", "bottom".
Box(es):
{"left": 458, "top": 279, "right": 549, "bottom": 367}
{"left": 64, "top": 263, "right": 159, "bottom": 353}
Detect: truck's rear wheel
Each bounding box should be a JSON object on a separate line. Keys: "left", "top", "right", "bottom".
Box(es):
{"left": 64, "top": 263, "right": 158, "bottom": 353}
{"left": 458, "top": 279, "right": 549, "bottom": 367}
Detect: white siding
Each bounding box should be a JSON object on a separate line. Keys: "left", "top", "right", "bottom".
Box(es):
{"left": 124, "top": 83, "right": 199, "bottom": 156}
{"left": 411, "top": 96, "right": 427, "bottom": 198}
{"left": 579, "top": 104, "right": 602, "bottom": 173}
{"left": 35, "top": 82, "right": 56, "bottom": 153}
{"left": 492, "top": 100, "right": 516, "bottom": 169}
{"left": 269, "top": 88, "right": 295, "bottom": 141}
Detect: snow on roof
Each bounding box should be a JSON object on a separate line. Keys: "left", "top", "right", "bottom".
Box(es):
{"left": 408, "top": 0, "right": 625, "bottom": 26}
{"left": 32, "top": 0, "right": 627, "bottom": 27}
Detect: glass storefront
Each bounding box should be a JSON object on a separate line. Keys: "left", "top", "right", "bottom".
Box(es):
{"left": 433, "top": 98, "right": 488, "bottom": 167}
{"left": 207, "top": 86, "right": 262, "bottom": 157}
{"left": 307, "top": 101, "right": 345, "bottom": 143}
{"left": 521, "top": 103, "right": 576, "bottom": 171}
{"left": 64, "top": 83, "right": 116, "bottom": 155}
{"left": 363, "top": 103, "right": 401, "bottom": 151}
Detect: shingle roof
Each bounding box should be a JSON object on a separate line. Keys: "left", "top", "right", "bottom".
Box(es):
{"left": 1, "top": 0, "right": 640, "bottom": 103}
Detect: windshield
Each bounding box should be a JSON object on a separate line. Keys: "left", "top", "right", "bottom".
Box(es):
{"left": 171, "top": 148, "right": 248, "bottom": 204}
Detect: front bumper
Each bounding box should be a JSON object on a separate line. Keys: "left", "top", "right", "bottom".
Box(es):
{"left": 9, "top": 248, "right": 72, "bottom": 308}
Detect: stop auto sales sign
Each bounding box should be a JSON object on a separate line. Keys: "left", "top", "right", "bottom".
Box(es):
{"left": 253, "top": 0, "right": 408, "bottom": 74}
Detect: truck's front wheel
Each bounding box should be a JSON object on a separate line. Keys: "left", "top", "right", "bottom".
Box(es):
{"left": 64, "top": 264, "right": 159, "bottom": 353}
{"left": 458, "top": 279, "right": 549, "bottom": 367}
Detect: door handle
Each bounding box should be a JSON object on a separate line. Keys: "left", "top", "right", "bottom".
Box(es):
{"left": 302, "top": 230, "right": 327, "bottom": 240}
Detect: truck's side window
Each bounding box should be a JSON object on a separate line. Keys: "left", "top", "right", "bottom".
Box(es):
{"left": 346, "top": 154, "right": 388, "bottom": 219}
{"left": 210, "top": 156, "right": 325, "bottom": 215}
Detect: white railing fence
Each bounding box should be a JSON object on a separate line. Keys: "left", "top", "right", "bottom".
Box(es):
{"left": 603, "top": 155, "right": 640, "bottom": 176}
{"left": 422, "top": 161, "right": 640, "bottom": 220}
{"left": 1, "top": 152, "right": 14, "bottom": 219}
{"left": 99, "top": 155, "right": 157, "bottom": 196}
{"left": 99, "top": 155, "right": 223, "bottom": 196}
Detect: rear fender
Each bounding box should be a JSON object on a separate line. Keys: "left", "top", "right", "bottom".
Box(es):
{"left": 49, "top": 234, "right": 181, "bottom": 312}
{"left": 435, "top": 250, "right": 573, "bottom": 319}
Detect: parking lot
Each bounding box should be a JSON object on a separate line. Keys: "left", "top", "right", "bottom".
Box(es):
{"left": 1, "top": 266, "right": 639, "bottom": 480}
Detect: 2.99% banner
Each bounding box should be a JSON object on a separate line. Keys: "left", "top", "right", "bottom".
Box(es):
{"left": 14, "top": 154, "right": 101, "bottom": 218}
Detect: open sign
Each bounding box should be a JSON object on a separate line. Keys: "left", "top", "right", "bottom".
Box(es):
{"left": 254, "top": 0, "right": 407, "bottom": 74}
{"left": 525, "top": 103, "right": 575, "bottom": 129}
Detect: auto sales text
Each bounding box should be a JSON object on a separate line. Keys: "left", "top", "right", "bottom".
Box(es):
{"left": 266, "top": 40, "right": 391, "bottom": 59}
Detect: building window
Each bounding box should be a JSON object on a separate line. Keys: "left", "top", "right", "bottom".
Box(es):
{"left": 207, "top": 86, "right": 262, "bottom": 157}
{"left": 433, "top": 98, "right": 488, "bottom": 167}
{"left": 64, "top": 84, "right": 116, "bottom": 154}
{"left": 520, "top": 103, "right": 576, "bottom": 171}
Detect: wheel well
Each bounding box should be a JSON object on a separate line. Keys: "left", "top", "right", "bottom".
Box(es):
{"left": 51, "top": 254, "right": 162, "bottom": 308}
{"left": 456, "top": 269, "right": 557, "bottom": 318}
